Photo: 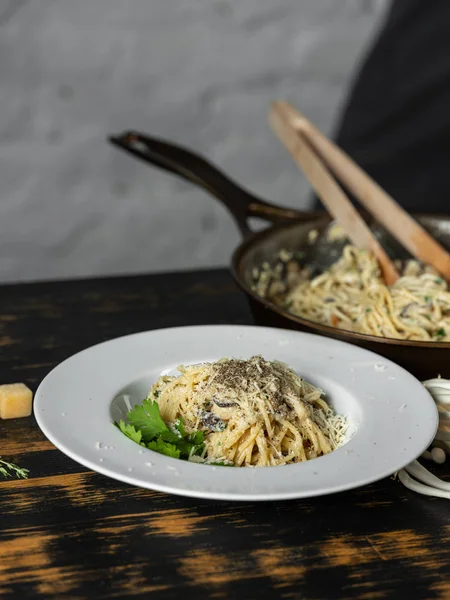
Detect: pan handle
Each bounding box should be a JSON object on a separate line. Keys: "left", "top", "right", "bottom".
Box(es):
{"left": 108, "top": 131, "right": 317, "bottom": 237}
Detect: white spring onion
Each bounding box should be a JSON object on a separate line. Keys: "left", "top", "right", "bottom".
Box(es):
{"left": 430, "top": 439, "right": 450, "bottom": 455}
{"left": 398, "top": 469, "right": 450, "bottom": 500}
{"left": 431, "top": 447, "right": 446, "bottom": 464}
{"left": 396, "top": 377, "right": 450, "bottom": 499}
{"left": 423, "top": 378, "right": 450, "bottom": 406}
{"left": 421, "top": 445, "right": 447, "bottom": 462}
{"left": 404, "top": 460, "right": 450, "bottom": 492}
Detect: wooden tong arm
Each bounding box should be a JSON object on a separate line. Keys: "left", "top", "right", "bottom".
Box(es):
{"left": 269, "top": 101, "right": 399, "bottom": 285}
{"left": 278, "top": 101, "right": 450, "bottom": 281}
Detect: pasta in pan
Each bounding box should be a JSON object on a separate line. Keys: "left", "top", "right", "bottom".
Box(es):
{"left": 253, "top": 245, "right": 450, "bottom": 342}
{"left": 150, "top": 356, "right": 348, "bottom": 467}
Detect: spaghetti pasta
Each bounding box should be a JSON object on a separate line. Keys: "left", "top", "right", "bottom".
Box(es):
{"left": 149, "top": 356, "right": 348, "bottom": 467}
{"left": 253, "top": 245, "right": 450, "bottom": 342}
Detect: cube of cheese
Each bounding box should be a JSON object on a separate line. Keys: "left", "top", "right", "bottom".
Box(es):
{"left": 0, "top": 383, "right": 33, "bottom": 419}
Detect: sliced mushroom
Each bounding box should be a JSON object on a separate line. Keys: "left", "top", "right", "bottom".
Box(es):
{"left": 400, "top": 302, "right": 419, "bottom": 318}
{"left": 201, "top": 411, "right": 227, "bottom": 432}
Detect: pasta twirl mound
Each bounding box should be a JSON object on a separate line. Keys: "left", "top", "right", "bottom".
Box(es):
{"left": 150, "top": 356, "right": 348, "bottom": 467}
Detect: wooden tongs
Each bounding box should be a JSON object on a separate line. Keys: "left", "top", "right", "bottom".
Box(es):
{"left": 269, "top": 101, "right": 450, "bottom": 285}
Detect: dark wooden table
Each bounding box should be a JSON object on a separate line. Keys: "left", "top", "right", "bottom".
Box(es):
{"left": 1, "top": 268, "right": 449, "bottom": 600}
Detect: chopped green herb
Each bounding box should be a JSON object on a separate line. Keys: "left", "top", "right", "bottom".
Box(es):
{"left": 0, "top": 457, "right": 29, "bottom": 479}
{"left": 115, "top": 400, "right": 205, "bottom": 461}
{"left": 153, "top": 389, "right": 160, "bottom": 398}
{"left": 209, "top": 461, "right": 234, "bottom": 467}
{"left": 127, "top": 399, "right": 169, "bottom": 442}
{"left": 188, "top": 430, "right": 205, "bottom": 446}
{"left": 435, "top": 328, "right": 446, "bottom": 338}
{"left": 435, "top": 278, "right": 444, "bottom": 285}
{"left": 174, "top": 416, "right": 185, "bottom": 438}
{"left": 116, "top": 420, "right": 144, "bottom": 445}
{"left": 169, "top": 423, "right": 205, "bottom": 457}
{"left": 424, "top": 296, "right": 432, "bottom": 303}
{"left": 147, "top": 437, "right": 180, "bottom": 459}
{"left": 365, "top": 308, "right": 372, "bottom": 313}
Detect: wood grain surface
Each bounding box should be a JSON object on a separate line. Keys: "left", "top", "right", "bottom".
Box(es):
{"left": 0, "top": 269, "right": 449, "bottom": 600}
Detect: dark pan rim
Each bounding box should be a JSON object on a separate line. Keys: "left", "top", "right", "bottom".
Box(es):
{"left": 231, "top": 217, "right": 450, "bottom": 350}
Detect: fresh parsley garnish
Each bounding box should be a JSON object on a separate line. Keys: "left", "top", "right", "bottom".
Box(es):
{"left": 435, "top": 278, "right": 444, "bottom": 285}
{"left": 174, "top": 416, "right": 186, "bottom": 437}
{"left": 0, "top": 456, "right": 29, "bottom": 479}
{"left": 126, "top": 398, "right": 169, "bottom": 442}
{"left": 147, "top": 437, "right": 181, "bottom": 459}
{"left": 435, "top": 328, "right": 446, "bottom": 338}
{"left": 188, "top": 430, "right": 205, "bottom": 446}
{"left": 117, "top": 420, "right": 144, "bottom": 445}
{"left": 114, "top": 399, "right": 206, "bottom": 460}
{"left": 424, "top": 296, "right": 432, "bottom": 303}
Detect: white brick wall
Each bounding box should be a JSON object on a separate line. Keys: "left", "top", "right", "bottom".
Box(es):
{"left": 0, "top": 0, "right": 389, "bottom": 282}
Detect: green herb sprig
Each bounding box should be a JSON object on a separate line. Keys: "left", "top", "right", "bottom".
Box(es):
{"left": 0, "top": 457, "right": 29, "bottom": 479}
{"left": 114, "top": 398, "right": 205, "bottom": 460}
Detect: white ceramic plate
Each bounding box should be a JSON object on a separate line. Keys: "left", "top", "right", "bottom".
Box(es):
{"left": 34, "top": 325, "right": 438, "bottom": 501}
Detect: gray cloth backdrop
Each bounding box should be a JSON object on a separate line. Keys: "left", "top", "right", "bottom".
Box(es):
{"left": 0, "top": 0, "right": 388, "bottom": 283}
